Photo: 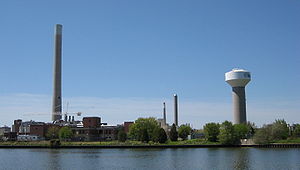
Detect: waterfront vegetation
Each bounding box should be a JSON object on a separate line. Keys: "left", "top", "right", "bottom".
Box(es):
{"left": 1, "top": 118, "right": 299, "bottom": 146}
{"left": 1, "top": 137, "right": 300, "bottom": 147}
{"left": 0, "top": 139, "right": 219, "bottom": 147}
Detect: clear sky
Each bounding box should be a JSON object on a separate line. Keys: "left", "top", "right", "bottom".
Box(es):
{"left": 0, "top": 0, "right": 299, "bottom": 128}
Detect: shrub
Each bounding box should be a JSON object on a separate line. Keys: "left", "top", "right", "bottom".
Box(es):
{"left": 50, "top": 139, "right": 61, "bottom": 148}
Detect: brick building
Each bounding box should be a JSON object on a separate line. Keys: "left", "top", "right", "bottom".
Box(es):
{"left": 72, "top": 117, "right": 117, "bottom": 141}
{"left": 123, "top": 122, "right": 134, "bottom": 133}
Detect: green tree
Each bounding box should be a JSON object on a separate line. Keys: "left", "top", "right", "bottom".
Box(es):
{"left": 141, "top": 128, "right": 149, "bottom": 142}
{"left": 152, "top": 128, "right": 168, "bottom": 143}
{"left": 218, "top": 121, "right": 239, "bottom": 145}
{"left": 118, "top": 130, "right": 127, "bottom": 142}
{"left": 293, "top": 124, "right": 300, "bottom": 137}
{"left": 234, "top": 124, "right": 249, "bottom": 139}
{"left": 152, "top": 127, "right": 160, "bottom": 142}
{"left": 46, "top": 126, "right": 60, "bottom": 140}
{"left": 271, "top": 119, "right": 289, "bottom": 140}
{"left": 203, "top": 123, "right": 220, "bottom": 142}
{"left": 169, "top": 124, "right": 178, "bottom": 141}
{"left": 115, "top": 125, "right": 124, "bottom": 140}
{"left": 178, "top": 124, "right": 192, "bottom": 140}
{"left": 59, "top": 127, "right": 73, "bottom": 141}
{"left": 253, "top": 125, "right": 272, "bottom": 144}
{"left": 246, "top": 122, "right": 256, "bottom": 138}
{"left": 129, "top": 117, "right": 160, "bottom": 141}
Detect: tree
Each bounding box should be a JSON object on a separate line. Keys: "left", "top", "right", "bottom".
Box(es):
{"left": 293, "top": 124, "right": 300, "bottom": 137}
{"left": 153, "top": 128, "right": 168, "bottom": 143}
{"left": 271, "top": 119, "right": 289, "bottom": 140}
{"left": 178, "top": 124, "right": 192, "bottom": 140}
{"left": 234, "top": 124, "right": 249, "bottom": 139}
{"left": 115, "top": 125, "right": 124, "bottom": 140}
{"left": 169, "top": 124, "right": 178, "bottom": 141}
{"left": 218, "top": 121, "right": 239, "bottom": 145}
{"left": 118, "top": 130, "right": 127, "bottom": 142}
{"left": 203, "top": 123, "right": 220, "bottom": 142}
{"left": 46, "top": 126, "right": 60, "bottom": 140}
{"left": 246, "top": 122, "right": 256, "bottom": 138}
{"left": 141, "top": 128, "right": 149, "bottom": 143}
{"left": 253, "top": 125, "right": 272, "bottom": 144}
{"left": 59, "top": 127, "right": 73, "bottom": 141}
{"left": 129, "top": 117, "right": 160, "bottom": 141}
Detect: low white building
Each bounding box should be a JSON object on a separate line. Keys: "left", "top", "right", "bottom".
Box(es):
{"left": 17, "top": 135, "right": 41, "bottom": 141}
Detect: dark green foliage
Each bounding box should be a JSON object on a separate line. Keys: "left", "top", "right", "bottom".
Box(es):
{"left": 293, "top": 124, "right": 300, "bottom": 137}
{"left": 271, "top": 119, "right": 289, "bottom": 140}
{"left": 169, "top": 124, "right": 178, "bottom": 141}
{"left": 203, "top": 123, "right": 220, "bottom": 142}
{"left": 46, "top": 126, "right": 60, "bottom": 140}
{"left": 50, "top": 139, "right": 61, "bottom": 148}
{"left": 152, "top": 127, "right": 160, "bottom": 142}
{"left": 115, "top": 125, "right": 124, "bottom": 140}
{"left": 129, "top": 117, "right": 160, "bottom": 141}
{"left": 178, "top": 124, "right": 192, "bottom": 140}
{"left": 246, "top": 122, "right": 256, "bottom": 138}
{"left": 152, "top": 128, "right": 168, "bottom": 143}
{"left": 254, "top": 119, "right": 290, "bottom": 144}
{"left": 253, "top": 125, "right": 273, "bottom": 144}
{"left": 234, "top": 124, "right": 249, "bottom": 139}
{"left": 158, "top": 128, "right": 168, "bottom": 143}
{"left": 218, "top": 121, "right": 239, "bottom": 145}
{"left": 59, "top": 127, "right": 73, "bottom": 141}
{"left": 118, "top": 130, "right": 127, "bottom": 142}
{"left": 141, "top": 128, "right": 149, "bottom": 142}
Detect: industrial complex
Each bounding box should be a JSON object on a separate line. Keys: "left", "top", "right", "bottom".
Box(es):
{"left": 0, "top": 24, "right": 252, "bottom": 142}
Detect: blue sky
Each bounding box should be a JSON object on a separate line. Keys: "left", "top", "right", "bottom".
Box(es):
{"left": 0, "top": 1, "right": 299, "bottom": 128}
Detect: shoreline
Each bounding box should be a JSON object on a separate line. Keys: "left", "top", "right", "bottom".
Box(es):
{"left": 1, "top": 144, "right": 300, "bottom": 149}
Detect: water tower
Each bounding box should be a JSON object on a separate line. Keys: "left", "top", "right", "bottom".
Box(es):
{"left": 225, "top": 69, "right": 251, "bottom": 124}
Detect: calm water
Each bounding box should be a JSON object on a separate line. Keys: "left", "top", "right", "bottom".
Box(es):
{"left": 0, "top": 148, "right": 299, "bottom": 170}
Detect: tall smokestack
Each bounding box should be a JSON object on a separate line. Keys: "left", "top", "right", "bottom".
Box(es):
{"left": 163, "top": 102, "right": 166, "bottom": 125}
{"left": 174, "top": 94, "right": 178, "bottom": 126}
{"left": 52, "top": 24, "right": 63, "bottom": 122}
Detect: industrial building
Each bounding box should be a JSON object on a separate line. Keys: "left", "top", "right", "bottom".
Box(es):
{"left": 9, "top": 116, "right": 124, "bottom": 142}
{"left": 71, "top": 117, "right": 117, "bottom": 141}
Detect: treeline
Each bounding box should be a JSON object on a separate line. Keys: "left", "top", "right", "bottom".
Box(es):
{"left": 119, "top": 117, "right": 192, "bottom": 143}
{"left": 253, "top": 120, "right": 300, "bottom": 144}
{"left": 204, "top": 119, "right": 300, "bottom": 145}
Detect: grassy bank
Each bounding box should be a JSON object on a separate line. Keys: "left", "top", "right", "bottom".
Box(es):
{"left": 273, "top": 138, "right": 300, "bottom": 144}
{"left": 61, "top": 139, "right": 220, "bottom": 146}
{"left": 0, "top": 141, "right": 50, "bottom": 146}
{"left": 1, "top": 138, "right": 299, "bottom": 147}
{"left": 0, "top": 139, "right": 219, "bottom": 147}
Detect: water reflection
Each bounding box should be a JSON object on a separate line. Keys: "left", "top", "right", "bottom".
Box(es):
{"left": 0, "top": 148, "right": 299, "bottom": 170}
{"left": 232, "top": 148, "right": 250, "bottom": 170}
{"left": 46, "top": 149, "right": 62, "bottom": 170}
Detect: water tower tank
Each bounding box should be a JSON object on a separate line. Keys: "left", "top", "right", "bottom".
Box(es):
{"left": 225, "top": 69, "right": 251, "bottom": 124}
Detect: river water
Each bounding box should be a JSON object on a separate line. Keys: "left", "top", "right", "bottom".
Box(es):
{"left": 0, "top": 148, "right": 299, "bottom": 170}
